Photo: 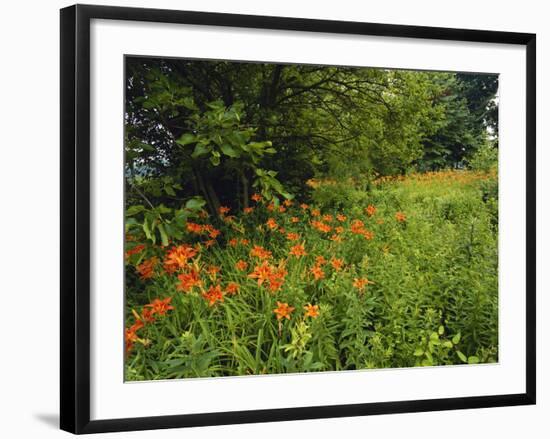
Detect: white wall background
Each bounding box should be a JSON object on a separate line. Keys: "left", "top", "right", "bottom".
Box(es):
{"left": 0, "top": 0, "right": 546, "bottom": 437}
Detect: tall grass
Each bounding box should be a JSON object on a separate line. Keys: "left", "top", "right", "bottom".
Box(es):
{"left": 125, "top": 169, "right": 498, "bottom": 380}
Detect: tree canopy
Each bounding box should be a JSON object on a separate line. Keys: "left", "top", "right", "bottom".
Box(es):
{"left": 125, "top": 57, "right": 498, "bottom": 221}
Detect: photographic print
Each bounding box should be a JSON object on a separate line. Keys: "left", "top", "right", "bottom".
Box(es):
{"left": 123, "top": 56, "right": 499, "bottom": 381}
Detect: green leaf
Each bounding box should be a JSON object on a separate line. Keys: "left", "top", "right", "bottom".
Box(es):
{"left": 210, "top": 155, "right": 220, "bottom": 166}
{"left": 442, "top": 340, "right": 453, "bottom": 349}
{"left": 164, "top": 185, "right": 176, "bottom": 196}
{"left": 158, "top": 223, "right": 169, "bottom": 247}
{"left": 142, "top": 218, "right": 153, "bottom": 243}
{"left": 126, "top": 205, "right": 145, "bottom": 216}
{"left": 219, "top": 143, "right": 240, "bottom": 158}
{"left": 456, "top": 350, "right": 467, "bottom": 363}
{"left": 467, "top": 356, "right": 480, "bottom": 364}
{"left": 176, "top": 133, "right": 196, "bottom": 146}
{"left": 139, "top": 142, "right": 155, "bottom": 152}
{"left": 185, "top": 197, "right": 206, "bottom": 211}
{"left": 452, "top": 333, "right": 461, "bottom": 345}
{"left": 191, "top": 143, "right": 210, "bottom": 158}
{"left": 181, "top": 97, "right": 198, "bottom": 110}
{"left": 413, "top": 347, "right": 424, "bottom": 357}
{"left": 438, "top": 325, "right": 444, "bottom": 335}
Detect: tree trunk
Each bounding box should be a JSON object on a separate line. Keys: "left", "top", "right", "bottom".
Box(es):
{"left": 204, "top": 178, "right": 221, "bottom": 215}
{"left": 193, "top": 168, "right": 216, "bottom": 215}
{"left": 241, "top": 170, "right": 249, "bottom": 209}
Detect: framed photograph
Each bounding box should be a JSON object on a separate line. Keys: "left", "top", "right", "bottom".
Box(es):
{"left": 60, "top": 4, "right": 536, "bottom": 434}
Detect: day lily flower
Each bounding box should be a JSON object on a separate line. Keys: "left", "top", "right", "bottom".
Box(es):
{"left": 202, "top": 285, "right": 224, "bottom": 307}
{"left": 273, "top": 302, "right": 295, "bottom": 320}
{"left": 177, "top": 268, "right": 202, "bottom": 292}
{"left": 250, "top": 245, "right": 272, "bottom": 260}
{"left": 144, "top": 297, "right": 174, "bottom": 316}
{"left": 330, "top": 258, "right": 344, "bottom": 271}
{"left": 235, "top": 260, "right": 249, "bottom": 271}
{"left": 395, "top": 211, "right": 407, "bottom": 222}
{"left": 304, "top": 304, "right": 320, "bottom": 318}
{"left": 125, "top": 244, "right": 145, "bottom": 259}
{"left": 225, "top": 282, "right": 240, "bottom": 295}
{"left": 310, "top": 264, "right": 325, "bottom": 280}
{"left": 266, "top": 218, "right": 278, "bottom": 230}
{"left": 164, "top": 244, "right": 197, "bottom": 274}
{"left": 353, "top": 277, "right": 374, "bottom": 292}
{"left": 289, "top": 244, "right": 307, "bottom": 258}
{"left": 287, "top": 232, "right": 300, "bottom": 241}
{"left": 248, "top": 261, "right": 273, "bottom": 286}
{"left": 186, "top": 222, "right": 203, "bottom": 234}
{"left": 136, "top": 256, "right": 158, "bottom": 280}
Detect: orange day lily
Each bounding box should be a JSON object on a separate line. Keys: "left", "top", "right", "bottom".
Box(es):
{"left": 266, "top": 218, "right": 278, "bottom": 230}
{"left": 235, "top": 260, "right": 248, "bottom": 271}
{"left": 330, "top": 257, "right": 344, "bottom": 271}
{"left": 289, "top": 244, "right": 307, "bottom": 258}
{"left": 287, "top": 232, "right": 300, "bottom": 241}
{"left": 225, "top": 282, "right": 240, "bottom": 295}
{"left": 163, "top": 244, "right": 197, "bottom": 274}
{"left": 136, "top": 256, "right": 158, "bottom": 280}
{"left": 248, "top": 261, "right": 273, "bottom": 286}
{"left": 144, "top": 297, "right": 174, "bottom": 316}
{"left": 304, "top": 304, "right": 320, "bottom": 318}
{"left": 250, "top": 245, "right": 272, "bottom": 260}
{"left": 273, "top": 302, "right": 295, "bottom": 320}
{"left": 177, "top": 268, "right": 202, "bottom": 292}
{"left": 202, "top": 285, "right": 224, "bottom": 307}
{"left": 310, "top": 264, "right": 325, "bottom": 280}
{"left": 353, "top": 277, "right": 374, "bottom": 292}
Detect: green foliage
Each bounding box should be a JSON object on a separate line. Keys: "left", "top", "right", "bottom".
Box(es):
{"left": 125, "top": 58, "right": 497, "bottom": 219}
{"left": 125, "top": 171, "right": 498, "bottom": 379}
{"left": 468, "top": 143, "right": 498, "bottom": 172}
{"left": 123, "top": 58, "right": 499, "bottom": 380}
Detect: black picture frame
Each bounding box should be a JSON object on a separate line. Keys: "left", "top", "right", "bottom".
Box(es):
{"left": 60, "top": 4, "right": 536, "bottom": 434}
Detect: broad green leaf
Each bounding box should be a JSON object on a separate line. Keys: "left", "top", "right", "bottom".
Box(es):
{"left": 158, "top": 223, "right": 169, "bottom": 247}
{"left": 142, "top": 218, "right": 153, "bottom": 242}
{"left": 210, "top": 155, "right": 220, "bottom": 166}
{"left": 191, "top": 143, "right": 210, "bottom": 158}
{"left": 126, "top": 205, "right": 145, "bottom": 216}
{"left": 176, "top": 133, "right": 196, "bottom": 146}
{"left": 452, "top": 333, "right": 461, "bottom": 345}
{"left": 456, "top": 350, "right": 467, "bottom": 363}
{"left": 467, "top": 356, "right": 480, "bottom": 364}
{"left": 185, "top": 197, "right": 206, "bottom": 211}
{"left": 219, "top": 143, "right": 239, "bottom": 158}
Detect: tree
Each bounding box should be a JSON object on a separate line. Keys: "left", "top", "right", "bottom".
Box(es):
{"left": 124, "top": 57, "right": 497, "bottom": 218}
